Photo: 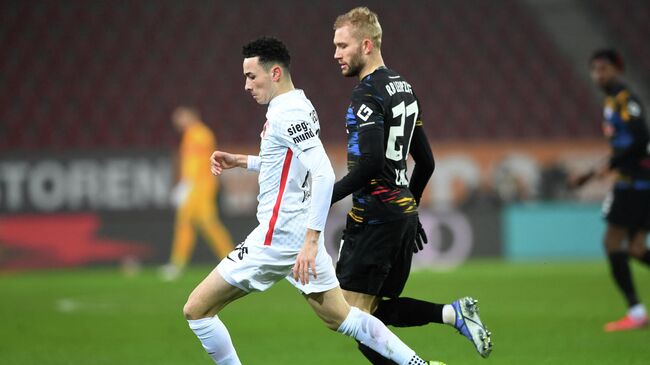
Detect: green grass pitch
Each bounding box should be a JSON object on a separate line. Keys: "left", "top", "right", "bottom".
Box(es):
{"left": 1, "top": 260, "right": 648, "bottom": 364}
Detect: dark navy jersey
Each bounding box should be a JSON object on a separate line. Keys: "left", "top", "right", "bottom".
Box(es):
{"left": 345, "top": 67, "right": 421, "bottom": 223}
{"left": 602, "top": 83, "right": 650, "bottom": 187}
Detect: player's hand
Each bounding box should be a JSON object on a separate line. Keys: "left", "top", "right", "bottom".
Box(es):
{"left": 595, "top": 164, "right": 611, "bottom": 179}
{"left": 567, "top": 171, "right": 594, "bottom": 189}
{"left": 567, "top": 165, "right": 610, "bottom": 189}
{"left": 413, "top": 219, "right": 428, "bottom": 253}
{"left": 293, "top": 233, "right": 319, "bottom": 285}
{"left": 170, "top": 181, "right": 191, "bottom": 207}
{"left": 210, "top": 151, "right": 238, "bottom": 175}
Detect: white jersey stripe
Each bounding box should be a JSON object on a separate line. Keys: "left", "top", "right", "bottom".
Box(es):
{"left": 263, "top": 148, "right": 293, "bottom": 246}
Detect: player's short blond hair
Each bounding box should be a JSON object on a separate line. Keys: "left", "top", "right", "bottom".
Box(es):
{"left": 333, "top": 7, "right": 382, "bottom": 49}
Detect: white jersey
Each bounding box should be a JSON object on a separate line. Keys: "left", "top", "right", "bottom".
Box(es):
{"left": 246, "top": 89, "right": 322, "bottom": 251}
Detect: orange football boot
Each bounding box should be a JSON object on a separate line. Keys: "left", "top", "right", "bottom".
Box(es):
{"left": 604, "top": 314, "right": 648, "bottom": 332}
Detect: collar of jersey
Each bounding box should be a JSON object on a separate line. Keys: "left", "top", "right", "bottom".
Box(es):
{"left": 269, "top": 89, "right": 304, "bottom": 109}
{"left": 605, "top": 81, "right": 626, "bottom": 97}
{"left": 362, "top": 66, "right": 389, "bottom": 82}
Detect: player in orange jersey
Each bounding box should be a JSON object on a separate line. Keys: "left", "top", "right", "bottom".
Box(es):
{"left": 161, "top": 106, "right": 234, "bottom": 281}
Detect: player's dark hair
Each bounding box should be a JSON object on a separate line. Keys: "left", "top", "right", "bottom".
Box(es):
{"left": 590, "top": 49, "right": 625, "bottom": 71}
{"left": 242, "top": 37, "right": 291, "bottom": 70}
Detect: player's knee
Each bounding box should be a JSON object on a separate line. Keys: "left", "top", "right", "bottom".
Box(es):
{"left": 182, "top": 300, "right": 197, "bottom": 320}
{"left": 322, "top": 315, "right": 346, "bottom": 331}
{"left": 603, "top": 237, "right": 621, "bottom": 253}
{"left": 183, "top": 296, "right": 206, "bottom": 320}
{"left": 629, "top": 243, "right": 646, "bottom": 259}
{"left": 321, "top": 307, "right": 352, "bottom": 331}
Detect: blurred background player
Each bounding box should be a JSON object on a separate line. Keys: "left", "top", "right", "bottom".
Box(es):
{"left": 330, "top": 7, "right": 492, "bottom": 362}
{"left": 161, "top": 106, "right": 234, "bottom": 281}
{"left": 574, "top": 49, "right": 650, "bottom": 331}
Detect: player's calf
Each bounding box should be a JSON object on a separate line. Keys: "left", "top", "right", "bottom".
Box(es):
{"left": 307, "top": 287, "right": 444, "bottom": 365}
{"left": 188, "top": 315, "right": 242, "bottom": 365}
{"left": 185, "top": 269, "right": 248, "bottom": 364}
{"left": 628, "top": 231, "right": 650, "bottom": 265}
{"left": 338, "top": 307, "right": 444, "bottom": 365}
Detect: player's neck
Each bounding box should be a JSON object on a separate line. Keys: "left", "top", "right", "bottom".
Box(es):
{"left": 604, "top": 79, "right": 624, "bottom": 95}
{"left": 359, "top": 55, "right": 385, "bottom": 80}
{"left": 184, "top": 120, "right": 200, "bottom": 130}
{"left": 270, "top": 79, "right": 296, "bottom": 101}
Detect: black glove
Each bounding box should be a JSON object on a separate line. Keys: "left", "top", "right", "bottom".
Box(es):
{"left": 413, "top": 219, "right": 428, "bottom": 253}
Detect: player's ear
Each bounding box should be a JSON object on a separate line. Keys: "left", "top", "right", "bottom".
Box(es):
{"left": 271, "top": 65, "right": 283, "bottom": 82}
{"left": 362, "top": 38, "right": 374, "bottom": 55}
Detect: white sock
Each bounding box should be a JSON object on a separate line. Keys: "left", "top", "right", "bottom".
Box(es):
{"left": 188, "top": 316, "right": 241, "bottom": 365}
{"left": 442, "top": 304, "right": 456, "bottom": 326}
{"left": 628, "top": 303, "right": 647, "bottom": 320}
{"left": 337, "top": 306, "right": 428, "bottom": 365}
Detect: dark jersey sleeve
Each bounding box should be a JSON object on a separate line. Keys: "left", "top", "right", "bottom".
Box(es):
{"left": 408, "top": 118, "right": 435, "bottom": 206}
{"left": 610, "top": 95, "right": 649, "bottom": 169}
{"left": 331, "top": 87, "right": 386, "bottom": 205}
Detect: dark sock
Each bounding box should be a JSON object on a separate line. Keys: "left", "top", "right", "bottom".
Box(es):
{"left": 608, "top": 251, "right": 639, "bottom": 307}
{"left": 357, "top": 341, "right": 396, "bottom": 365}
{"left": 636, "top": 251, "right": 650, "bottom": 267}
{"left": 373, "top": 297, "right": 445, "bottom": 327}
{"left": 355, "top": 297, "right": 444, "bottom": 364}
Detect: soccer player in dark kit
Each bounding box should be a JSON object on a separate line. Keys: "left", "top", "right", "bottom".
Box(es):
{"left": 575, "top": 49, "right": 650, "bottom": 331}
{"left": 330, "top": 7, "right": 492, "bottom": 363}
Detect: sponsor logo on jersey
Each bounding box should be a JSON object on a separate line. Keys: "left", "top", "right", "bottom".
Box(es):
{"left": 357, "top": 104, "right": 373, "bottom": 121}
{"left": 385, "top": 80, "right": 413, "bottom": 96}
{"left": 287, "top": 121, "right": 317, "bottom": 144}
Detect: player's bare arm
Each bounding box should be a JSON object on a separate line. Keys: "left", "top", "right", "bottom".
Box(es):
{"left": 567, "top": 156, "right": 610, "bottom": 188}
{"left": 210, "top": 151, "right": 249, "bottom": 175}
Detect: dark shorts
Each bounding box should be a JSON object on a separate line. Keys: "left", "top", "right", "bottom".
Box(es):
{"left": 603, "top": 188, "right": 650, "bottom": 230}
{"left": 335, "top": 215, "right": 418, "bottom": 298}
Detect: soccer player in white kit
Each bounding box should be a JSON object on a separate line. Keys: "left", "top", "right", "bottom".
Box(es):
{"left": 182, "top": 37, "right": 445, "bottom": 365}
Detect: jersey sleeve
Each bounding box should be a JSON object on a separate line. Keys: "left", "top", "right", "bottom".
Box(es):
{"left": 267, "top": 112, "right": 322, "bottom": 154}
{"left": 415, "top": 97, "right": 424, "bottom": 128}
{"left": 621, "top": 95, "right": 646, "bottom": 123}
{"left": 331, "top": 85, "right": 387, "bottom": 205}
{"left": 349, "top": 83, "right": 385, "bottom": 132}
{"left": 247, "top": 155, "right": 261, "bottom": 172}
{"left": 407, "top": 96, "right": 434, "bottom": 205}
{"left": 408, "top": 127, "right": 435, "bottom": 206}
{"left": 610, "top": 94, "right": 649, "bottom": 168}
{"left": 296, "top": 145, "right": 335, "bottom": 231}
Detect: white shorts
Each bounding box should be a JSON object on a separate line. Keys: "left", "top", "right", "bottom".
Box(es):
{"left": 217, "top": 237, "right": 339, "bottom": 295}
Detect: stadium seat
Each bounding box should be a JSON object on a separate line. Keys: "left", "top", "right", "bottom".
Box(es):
{"left": 0, "top": 0, "right": 605, "bottom": 151}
